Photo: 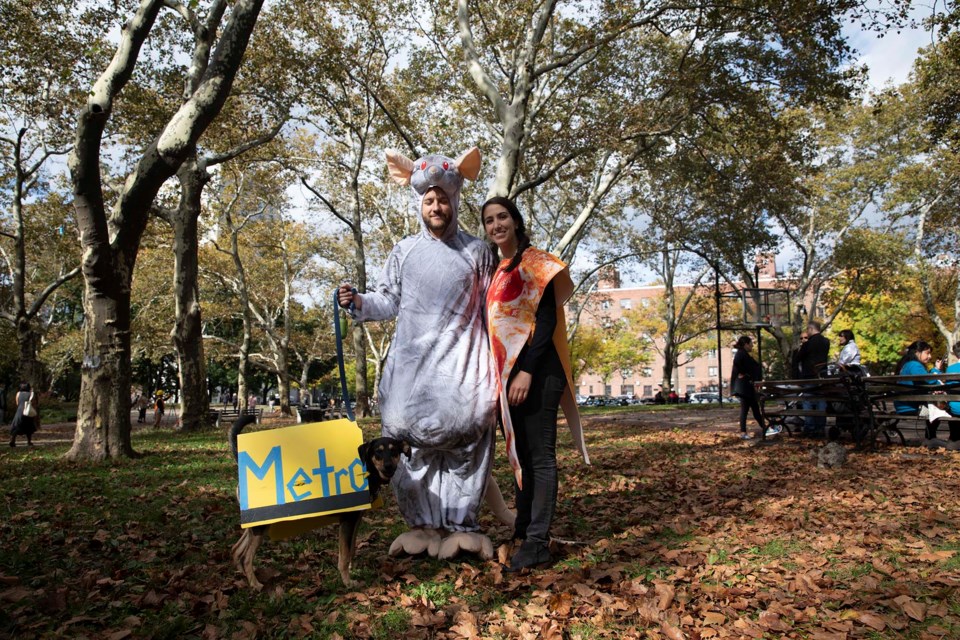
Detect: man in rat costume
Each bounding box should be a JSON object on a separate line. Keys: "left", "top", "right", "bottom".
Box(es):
{"left": 337, "top": 147, "right": 508, "bottom": 559}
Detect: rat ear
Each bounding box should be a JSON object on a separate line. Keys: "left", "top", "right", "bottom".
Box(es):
{"left": 454, "top": 147, "right": 481, "bottom": 181}
{"left": 386, "top": 150, "right": 415, "bottom": 185}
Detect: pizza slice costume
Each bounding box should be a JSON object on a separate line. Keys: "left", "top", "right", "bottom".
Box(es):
{"left": 486, "top": 246, "right": 590, "bottom": 490}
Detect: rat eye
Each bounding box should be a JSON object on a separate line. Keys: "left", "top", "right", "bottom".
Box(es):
{"left": 442, "top": 161, "right": 449, "bottom": 170}
{"left": 420, "top": 161, "right": 427, "bottom": 170}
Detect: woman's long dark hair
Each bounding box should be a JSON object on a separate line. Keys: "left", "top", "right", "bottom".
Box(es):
{"left": 481, "top": 196, "right": 530, "bottom": 273}
{"left": 896, "top": 340, "right": 931, "bottom": 374}
{"left": 734, "top": 336, "right": 753, "bottom": 350}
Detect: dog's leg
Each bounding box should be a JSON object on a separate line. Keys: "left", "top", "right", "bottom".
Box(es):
{"left": 231, "top": 526, "right": 266, "bottom": 590}
{"left": 338, "top": 513, "right": 362, "bottom": 589}
{"left": 484, "top": 473, "right": 516, "bottom": 527}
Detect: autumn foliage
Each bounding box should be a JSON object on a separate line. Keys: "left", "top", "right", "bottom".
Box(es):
{"left": 1, "top": 408, "right": 958, "bottom": 638}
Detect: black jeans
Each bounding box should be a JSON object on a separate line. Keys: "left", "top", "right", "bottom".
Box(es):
{"left": 738, "top": 391, "right": 764, "bottom": 433}
{"left": 509, "top": 352, "right": 565, "bottom": 546}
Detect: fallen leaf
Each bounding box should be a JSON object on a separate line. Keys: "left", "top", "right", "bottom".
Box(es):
{"left": 857, "top": 612, "right": 886, "bottom": 631}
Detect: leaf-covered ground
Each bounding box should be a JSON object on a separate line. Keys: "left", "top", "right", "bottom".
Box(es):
{"left": 1, "top": 408, "right": 958, "bottom": 639}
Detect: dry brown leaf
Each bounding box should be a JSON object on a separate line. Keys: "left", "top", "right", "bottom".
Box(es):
{"left": 660, "top": 622, "right": 685, "bottom": 640}
{"left": 655, "top": 582, "right": 676, "bottom": 610}
{"left": 857, "top": 612, "right": 886, "bottom": 631}
{"left": 702, "top": 611, "right": 725, "bottom": 626}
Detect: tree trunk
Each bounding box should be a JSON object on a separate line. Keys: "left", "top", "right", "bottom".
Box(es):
{"left": 66, "top": 267, "right": 137, "bottom": 460}
{"left": 350, "top": 210, "right": 370, "bottom": 418}
{"left": 172, "top": 160, "right": 210, "bottom": 430}
{"left": 237, "top": 313, "right": 251, "bottom": 411}
{"left": 16, "top": 318, "right": 46, "bottom": 392}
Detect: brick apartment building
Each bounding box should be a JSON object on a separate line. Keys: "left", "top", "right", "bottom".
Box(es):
{"left": 569, "top": 259, "right": 787, "bottom": 400}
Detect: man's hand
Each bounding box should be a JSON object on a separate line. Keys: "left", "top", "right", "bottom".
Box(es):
{"left": 337, "top": 284, "right": 361, "bottom": 310}
{"left": 508, "top": 371, "right": 532, "bottom": 406}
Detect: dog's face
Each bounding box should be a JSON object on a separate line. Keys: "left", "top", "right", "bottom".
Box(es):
{"left": 358, "top": 437, "right": 411, "bottom": 481}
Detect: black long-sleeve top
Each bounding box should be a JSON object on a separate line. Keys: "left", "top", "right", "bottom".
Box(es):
{"left": 514, "top": 280, "right": 558, "bottom": 375}
{"left": 730, "top": 348, "right": 762, "bottom": 389}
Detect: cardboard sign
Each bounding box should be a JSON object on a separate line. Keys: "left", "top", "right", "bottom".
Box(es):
{"left": 237, "top": 419, "right": 372, "bottom": 530}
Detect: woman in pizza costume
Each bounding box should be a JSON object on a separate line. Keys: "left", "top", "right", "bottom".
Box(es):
{"left": 482, "top": 196, "right": 590, "bottom": 571}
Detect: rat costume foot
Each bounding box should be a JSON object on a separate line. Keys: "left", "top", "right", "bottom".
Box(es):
{"left": 388, "top": 528, "right": 443, "bottom": 557}
{"left": 437, "top": 532, "right": 494, "bottom": 561}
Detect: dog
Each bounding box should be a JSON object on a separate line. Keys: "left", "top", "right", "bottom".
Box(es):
{"left": 228, "top": 414, "right": 410, "bottom": 589}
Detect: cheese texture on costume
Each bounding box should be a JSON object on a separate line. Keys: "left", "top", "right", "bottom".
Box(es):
{"left": 486, "top": 247, "right": 590, "bottom": 488}
{"left": 350, "top": 148, "right": 497, "bottom": 532}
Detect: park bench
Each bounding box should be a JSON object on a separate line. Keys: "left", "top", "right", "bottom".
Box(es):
{"left": 208, "top": 406, "right": 263, "bottom": 427}
{"left": 758, "top": 371, "right": 960, "bottom": 449}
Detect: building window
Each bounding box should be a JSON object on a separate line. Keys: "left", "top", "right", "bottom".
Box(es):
{"left": 709, "top": 349, "right": 717, "bottom": 359}
{"left": 621, "top": 368, "right": 632, "bottom": 379}
{"left": 620, "top": 298, "right": 632, "bottom": 309}
{"left": 589, "top": 385, "right": 594, "bottom": 394}
{"left": 604, "top": 385, "right": 612, "bottom": 395}
{"left": 640, "top": 298, "right": 651, "bottom": 307}
{"left": 621, "top": 384, "right": 634, "bottom": 396}
{"left": 708, "top": 366, "right": 718, "bottom": 377}
{"left": 643, "top": 385, "right": 653, "bottom": 397}
{"left": 642, "top": 367, "right": 653, "bottom": 377}
{"left": 685, "top": 366, "right": 696, "bottom": 378}
{"left": 686, "top": 384, "right": 696, "bottom": 394}
{"left": 600, "top": 300, "right": 611, "bottom": 310}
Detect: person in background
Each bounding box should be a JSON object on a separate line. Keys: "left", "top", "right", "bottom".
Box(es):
{"left": 153, "top": 391, "right": 166, "bottom": 428}
{"left": 9, "top": 382, "right": 38, "bottom": 447}
{"left": 731, "top": 336, "right": 774, "bottom": 439}
{"left": 946, "top": 343, "right": 960, "bottom": 419}
{"left": 136, "top": 393, "right": 149, "bottom": 423}
{"left": 797, "top": 321, "right": 830, "bottom": 436}
{"left": 836, "top": 329, "right": 861, "bottom": 368}
{"left": 895, "top": 340, "right": 956, "bottom": 439}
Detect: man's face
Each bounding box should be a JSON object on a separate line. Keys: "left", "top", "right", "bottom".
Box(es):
{"left": 421, "top": 187, "right": 453, "bottom": 238}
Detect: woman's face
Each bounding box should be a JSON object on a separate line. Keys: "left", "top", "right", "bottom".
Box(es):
{"left": 742, "top": 340, "right": 753, "bottom": 352}
{"left": 918, "top": 348, "right": 933, "bottom": 364}
{"left": 838, "top": 334, "right": 848, "bottom": 345}
{"left": 482, "top": 204, "right": 518, "bottom": 251}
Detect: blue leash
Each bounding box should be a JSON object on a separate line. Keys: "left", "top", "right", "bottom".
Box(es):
{"left": 333, "top": 288, "right": 356, "bottom": 421}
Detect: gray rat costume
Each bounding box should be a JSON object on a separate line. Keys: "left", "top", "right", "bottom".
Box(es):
{"left": 350, "top": 147, "right": 497, "bottom": 532}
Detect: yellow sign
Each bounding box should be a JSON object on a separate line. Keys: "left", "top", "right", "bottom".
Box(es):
{"left": 237, "top": 419, "right": 372, "bottom": 529}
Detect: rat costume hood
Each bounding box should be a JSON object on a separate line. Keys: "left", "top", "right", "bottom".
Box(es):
{"left": 386, "top": 147, "right": 481, "bottom": 242}
{"left": 487, "top": 247, "right": 590, "bottom": 488}
{"left": 350, "top": 147, "right": 497, "bottom": 532}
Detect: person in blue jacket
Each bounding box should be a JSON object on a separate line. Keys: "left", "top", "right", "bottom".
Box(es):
{"left": 947, "top": 343, "right": 960, "bottom": 417}
{"left": 894, "top": 341, "right": 942, "bottom": 415}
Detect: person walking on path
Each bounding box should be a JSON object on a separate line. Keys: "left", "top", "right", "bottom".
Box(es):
{"left": 136, "top": 393, "right": 149, "bottom": 423}
{"left": 153, "top": 391, "right": 167, "bottom": 428}
{"left": 730, "top": 336, "right": 772, "bottom": 439}
{"left": 9, "top": 382, "right": 38, "bottom": 447}
{"left": 483, "top": 196, "right": 589, "bottom": 571}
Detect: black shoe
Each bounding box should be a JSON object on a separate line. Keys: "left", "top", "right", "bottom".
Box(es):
{"left": 504, "top": 540, "right": 552, "bottom": 572}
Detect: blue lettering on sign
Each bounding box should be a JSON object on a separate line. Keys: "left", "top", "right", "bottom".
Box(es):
{"left": 286, "top": 468, "right": 312, "bottom": 501}
{"left": 238, "top": 444, "right": 371, "bottom": 512}
{"left": 349, "top": 459, "right": 368, "bottom": 492}
{"left": 312, "top": 449, "right": 336, "bottom": 497}
{"left": 238, "top": 446, "right": 284, "bottom": 509}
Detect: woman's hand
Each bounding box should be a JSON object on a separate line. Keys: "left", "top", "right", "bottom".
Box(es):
{"left": 508, "top": 371, "right": 532, "bottom": 406}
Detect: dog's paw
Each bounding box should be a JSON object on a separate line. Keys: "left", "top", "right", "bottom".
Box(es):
{"left": 388, "top": 529, "right": 442, "bottom": 557}
{"left": 438, "top": 532, "right": 494, "bottom": 561}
